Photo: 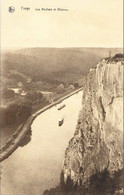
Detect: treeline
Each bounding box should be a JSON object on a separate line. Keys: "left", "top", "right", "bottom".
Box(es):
{"left": 1, "top": 88, "right": 15, "bottom": 99}
{"left": 1, "top": 88, "right": 48, "bottom": 127}
{"left": 1, "top": 98, "right": 32, "bottom": 127}
{"left": 43, "top": 170, "right": 123, "bottom": 195}
{"left": 2, "top": 48, "right": 102, "bottom": 88}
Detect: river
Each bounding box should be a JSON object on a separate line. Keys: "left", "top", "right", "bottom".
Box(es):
{"left": 1, "top": 90, "right": 83, "bottom": 195}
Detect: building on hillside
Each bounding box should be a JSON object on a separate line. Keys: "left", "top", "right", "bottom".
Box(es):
{"left": 9, "top": 88, "right": 22, "bottom": 94}
{"left": 21, "top": 91, "right": 27, "bottom": 96}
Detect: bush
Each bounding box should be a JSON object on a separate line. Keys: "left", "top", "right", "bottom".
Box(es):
{"left": 26, "top": 91, "right": 43, "bottom": 102}
{"left": 1, "top": 98, "right": 32, "bottom": 127}
{"left": 114, "top": 53, "right": 124, "bottom": 58}
{"left": 2, "top": 88, "right": 15, "bottom": 98}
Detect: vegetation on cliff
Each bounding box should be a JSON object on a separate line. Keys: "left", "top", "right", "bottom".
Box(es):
{"left": 43, "top": 170, "right": 123, "bottom": 195}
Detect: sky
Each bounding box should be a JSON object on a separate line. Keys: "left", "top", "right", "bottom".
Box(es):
{"left": 1, "top": 0, "right": 123, "bottom": 48}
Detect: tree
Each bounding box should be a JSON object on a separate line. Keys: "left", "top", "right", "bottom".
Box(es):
{"left": 37, "top": 92, "right": 43, "bottom": 100}
{"left": 15, "top": 98, "right": 32, "bottom": 122}
{"left": 68, "top": 85, "right": 75, "bottom": 90}
{"left": 2, "top": 88, "right": 15, "bottom": 98}
{"left": 60, "top": 170, "right": 65, "bottom": 190}
{"left": 58, "top": 84, "right": 65, "bottom": 93}
{"left": 114, "top": 53, "right": 124, "bottom": 58}
{"left": 74, "top": 83, "right": 79, "bottom": 88}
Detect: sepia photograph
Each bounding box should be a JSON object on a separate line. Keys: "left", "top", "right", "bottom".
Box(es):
{"left": 0, "top": 0, "right": 123, "bottom": 195}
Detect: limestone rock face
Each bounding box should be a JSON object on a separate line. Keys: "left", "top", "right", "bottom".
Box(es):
{"left": 63, "top": 61, "right": 123, "bottom": 187}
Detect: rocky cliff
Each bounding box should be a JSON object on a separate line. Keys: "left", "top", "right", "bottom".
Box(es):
{"left": 62, "top": 60, "right": 123, "bottom": 193}
{"left": 44, "top": 59, "right": 123, "bottom": 195}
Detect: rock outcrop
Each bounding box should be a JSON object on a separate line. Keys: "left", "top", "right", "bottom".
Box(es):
{"left": 43, "top": 58, "right": 123, "bottom": 195}
{"left": 62, "top": 60, "right": 123, "bottom": 193}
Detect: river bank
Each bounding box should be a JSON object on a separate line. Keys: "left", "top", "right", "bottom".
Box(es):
{"left": 0, "top": 87, "right": 83, "bottom": 162}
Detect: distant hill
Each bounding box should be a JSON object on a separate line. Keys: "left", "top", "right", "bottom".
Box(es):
{"left": 1, "top": 47, "right": 123, "bottom": 88}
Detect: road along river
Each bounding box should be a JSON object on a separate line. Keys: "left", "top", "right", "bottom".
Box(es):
{"left": 1, "top": 90, "right": 83, "bottom": 195}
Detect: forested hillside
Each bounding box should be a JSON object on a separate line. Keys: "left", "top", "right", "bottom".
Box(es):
{"left": 2, "top": 47, "right": 122, "bottom": 89}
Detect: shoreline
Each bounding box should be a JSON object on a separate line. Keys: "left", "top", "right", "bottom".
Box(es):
{"left": 0, "top": 87, "right": 83, "bottom": 162}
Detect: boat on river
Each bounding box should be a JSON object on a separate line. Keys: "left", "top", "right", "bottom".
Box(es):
{"left": 58, "top": 104, "right": 66, "bottom": 110}
{"left": 58, "top": 117, "right": 64, "bottom": 126}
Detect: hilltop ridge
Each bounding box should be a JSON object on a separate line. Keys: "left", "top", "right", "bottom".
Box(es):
{"left": 1, "top": 47, "right": 123, "bottom": 89}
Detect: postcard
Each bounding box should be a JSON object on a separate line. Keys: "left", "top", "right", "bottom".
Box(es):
{"left": 0, "top": 0, "right": 123, "bottom": 195}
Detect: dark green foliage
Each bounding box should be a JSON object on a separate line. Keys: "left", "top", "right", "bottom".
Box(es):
{"left": 0, "top": 48, "right": 106, "bottom": 88}
{"left": 114, "top": 53, "right": 124, "bottom": 58}
{"left": 2, "top": 88, "right": 15, "bottom": 98}
{"left": 25, "top": 91, "right": 43, "bottom": 102}
{"left": 15, "top": 98, "right": 32, "bottom": 122}
{"left": 74, "top": 83, "right": 79, "bottom": 88}
{"left": 7, "top": 70, "right": 27, "bottom": 83}
{"left": 43, "top": 169, "right": 123, "bottom": 195}
{"left": 60, "top": 171, "right": 65, "bottom": 190}
{"left": 1, "top": 98, "right": 32, "bottom": 127}
{"left": 2, "top": 48, "right": 123, "bottom": 90}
